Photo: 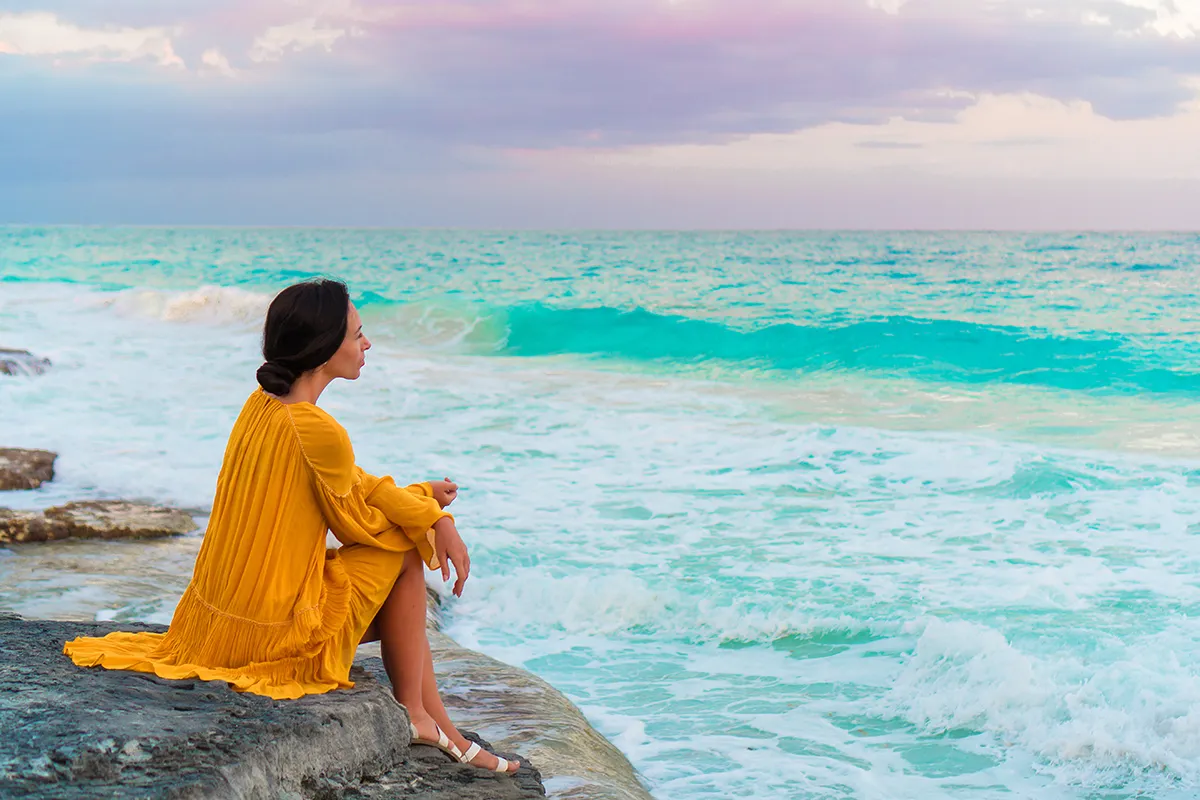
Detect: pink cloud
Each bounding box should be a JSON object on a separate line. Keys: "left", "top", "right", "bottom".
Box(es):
{"left": 3, "top": 0, "right": 1199, "bottom": 192}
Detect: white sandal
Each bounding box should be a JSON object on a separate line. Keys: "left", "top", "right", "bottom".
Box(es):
{"left": 458, "top": 741, "right": 519, "bottom": 773}
{"left": 410, "top": 722, "right": 463, "bottom": 761}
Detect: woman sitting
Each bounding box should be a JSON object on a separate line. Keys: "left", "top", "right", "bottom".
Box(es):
{"left": 64, "top": 278, "right": 517, "bottom": 774}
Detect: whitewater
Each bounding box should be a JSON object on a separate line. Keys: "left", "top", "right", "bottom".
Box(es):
{"left": 3, "top": 228, "right": 1200, "bottom": 799}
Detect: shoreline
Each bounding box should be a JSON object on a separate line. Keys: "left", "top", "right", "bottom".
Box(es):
{"left": 361, "top": 587, "right": 654, "bottom": 800}
{"left": 0, "top": 534, "right": 653, "bottom": 800}
{"left": 0, "top": 436, "right": 653, "bottom": 798}
{"left": 0, "top": 596, "right": 654, "bottom": 799}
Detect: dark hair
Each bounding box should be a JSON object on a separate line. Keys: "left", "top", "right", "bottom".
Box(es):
{"left": 257, "top": 279, "right": 350, "bottom": 395}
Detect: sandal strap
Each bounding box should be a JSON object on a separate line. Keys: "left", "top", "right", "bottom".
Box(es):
{"left": 411, "top": 723, "right": 463, "bottom": 760}
{"left": 458, "top": 742, "right": 482, "bottom": 764}
{"left": 458, "top": 741, "right": 515, "bottom": 773}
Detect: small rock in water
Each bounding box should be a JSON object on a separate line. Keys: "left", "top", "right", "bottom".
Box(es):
{"left": 0, "top": 348, "right": 51, "bottom": 377}
{"left": 0, "top": 501, "right": 198, "bottom": 544}
{"left": 0, "top": 509, "right": 58, "bottom": 542}
{"left": 0, "top": 448, "right": 57, "bottom": 490}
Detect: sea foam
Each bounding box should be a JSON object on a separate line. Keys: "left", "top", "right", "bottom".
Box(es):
{"left": 7, "top": 230, "right": 1200, "bottom": 800}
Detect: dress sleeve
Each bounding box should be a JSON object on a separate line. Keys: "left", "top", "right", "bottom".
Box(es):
{"left": 358, "top": 469, "right": 452, "bottom": 569}
{"left": 288, "top": 405, "right": 451, "bottom": 569}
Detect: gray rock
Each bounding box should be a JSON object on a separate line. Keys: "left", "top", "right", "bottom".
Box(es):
{"left": 0, "top": 447, "right": 56, "bottom": 490}
{"left": 0, "top": 501, "right": 198, "bottom": 544}
{"left": 371, "top": 591, "right": 655, "bottom": 800}
{"left": 0, "top": 613, "right": 544, "bottom": 799}
{"left": 0, "top": 348, "right": 51, "bottom": 377}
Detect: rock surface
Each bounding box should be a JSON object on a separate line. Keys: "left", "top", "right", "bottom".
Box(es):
{"left": 0, "top": 348, "right": 51, "bottom": 377}
{"left": 0, "top": 501, "right": 198, "bottom": 544}
{"left": 360, "top": 591, "right": 655, "bottom": 800}
{"left": 0, "top": 613, "right": 545, "bottom": 799}
{"left": 0, "top": 447, "right": 57, "bottom": 490}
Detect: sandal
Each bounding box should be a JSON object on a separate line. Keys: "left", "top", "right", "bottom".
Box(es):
{"left": 458, "top": 741, "right": 519, "bottom": 774}
{"left": 410, "top": 722, "right": 463, "bottom": 761}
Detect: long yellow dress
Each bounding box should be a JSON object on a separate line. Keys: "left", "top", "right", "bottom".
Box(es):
{"left": 63, "top": 387, "right": 451, "bottom": 700}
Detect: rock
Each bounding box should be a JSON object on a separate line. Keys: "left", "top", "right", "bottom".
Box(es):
{"left": 0, "top": 501, "right": 198, "bottom": 544}
{"left": 0, "top": 348, "right": 51, "bottom": 377}
{"left": 427, "top": 635, "right": 651, "bottom": 800}
{"left": 0, "top": 509, "right": 59, "bottom": 543}
{"left": 0, "top": 448, "right": 56, "bottom": 490}
{"left": 362, "top": 590, "right": 656, "bottom": 800}
{"left": 0, "top": 613, "right": 545, "bottom": 799}
{"left": 45, "top": 501, "right": 200, "bottom": 540}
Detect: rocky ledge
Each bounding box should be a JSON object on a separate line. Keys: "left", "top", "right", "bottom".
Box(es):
{"left": 394, "top": 595, "right": 655, "bottom": 800}
{"left": 0, "top": 613, "right": 545, "bottom": 799}
{"left": 0, "top": 348, "right": 51, "bottom": 377}
{"left": 0, "top": 501, "right": 199, "bottom": 544}
{"left": 0, "top": 448, "right": 57, "bottom": 490}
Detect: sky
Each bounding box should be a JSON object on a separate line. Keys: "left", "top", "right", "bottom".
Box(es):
{"left": 3, "top": 0, "right": 1200, "bottom": 229}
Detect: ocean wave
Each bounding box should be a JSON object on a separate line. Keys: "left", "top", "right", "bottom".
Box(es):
{"left": 96, "top": 286, "right": 272, "bottom": 328}
{"left": 69, "top": 283, "right": 1200, "bottom": 397}
{"left": 497, "top": 305, "right": 1200, "bottom": 396}
{"left": 885, "top": 618, "right": 1200, "bottom": 789}
{"left": 450, "top": 569, "right": 887, "bottom": 645}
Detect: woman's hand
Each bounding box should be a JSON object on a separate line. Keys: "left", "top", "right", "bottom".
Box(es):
{"left": 429, "top": 478, "right": 458, "bottom": 509}
{"left": 432, "top": 516, "right": 470, "bottom": 597}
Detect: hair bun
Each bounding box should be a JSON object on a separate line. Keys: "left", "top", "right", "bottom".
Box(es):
{"left": 259, "top": 279, "right": 350, "bottom": 394}
{"left": 257, "top": 360, "right": 298, "bottom": 396}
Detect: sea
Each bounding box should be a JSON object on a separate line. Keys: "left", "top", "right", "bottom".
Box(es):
{"left": 3, "top": 227, "right": 1200, "bottom": 799}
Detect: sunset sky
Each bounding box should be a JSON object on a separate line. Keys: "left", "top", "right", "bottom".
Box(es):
{"left": 4, "top": 1, "right": 1200, "bottom": 228}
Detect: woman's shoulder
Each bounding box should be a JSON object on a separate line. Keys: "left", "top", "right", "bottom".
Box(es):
{"left": 249, "top": 387, "right": 342, "bottom": 426}
{"left": 255, "top": 389, "right": 352, "bottom": 460}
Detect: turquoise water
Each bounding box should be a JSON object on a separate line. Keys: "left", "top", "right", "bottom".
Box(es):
{"left": 3, "top": 228, "right": 1200, "bottom": 798}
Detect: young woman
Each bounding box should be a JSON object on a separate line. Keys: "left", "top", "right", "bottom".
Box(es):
{"left": 64, "top": 279, "right": 518, "bottom": 774}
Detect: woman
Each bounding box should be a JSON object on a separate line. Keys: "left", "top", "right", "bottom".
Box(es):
{"left": 64, "top": 279, "right": 518, "bottom": 774}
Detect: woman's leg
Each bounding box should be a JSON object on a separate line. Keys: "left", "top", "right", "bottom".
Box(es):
{"left": 374, "top": 549, "right": 518, "bottom": 772}
{"left": 416, "top": 624, "right": 518, "bottom": 772}
{"left": 375, "top": 549, "right": 440, "bottom": 741}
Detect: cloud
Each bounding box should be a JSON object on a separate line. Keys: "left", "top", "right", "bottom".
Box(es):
{"left": 199, "top": 47, "right": 235, "bottom": 77}
{"left": 6, "top": 2, "right": 1200, "bottom": 142}
{"left": 248, "top": 17, "right": 348, "bottom": 63}
{"left": 856, "top": 141, "right": 925, "bottom": 149}
{"left": 239, "top": 0, "right": 1197, "bottom": 152}
{"left": 564, "top": 89, "right": 1200, "bottom": 182}
{"left": 4, "top": 0, "right": 1200, "bottom": 224}
{"left": 0, "top": 11, "right": 182, "bottom": 67}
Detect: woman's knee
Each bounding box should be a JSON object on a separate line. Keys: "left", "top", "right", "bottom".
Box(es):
{"left": 400, "top": 548, "right": 424, "bottom": 579}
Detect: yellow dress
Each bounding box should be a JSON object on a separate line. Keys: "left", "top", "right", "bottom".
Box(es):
{"left": 63, "top": 387, "right": 451, "bottom": 700}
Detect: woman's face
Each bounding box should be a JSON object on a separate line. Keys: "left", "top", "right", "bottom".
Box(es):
{"left": 324, "top": 302, "right": 371, "bottom": 381}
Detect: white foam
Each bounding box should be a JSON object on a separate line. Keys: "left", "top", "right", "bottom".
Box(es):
{"left": 9, "top": 279, "right": 1200, "bottom": 799}
{"left": 96, "top": 285, "right": 272, "bottom": 328}
{"left": 887, "top": 618, "right": 1200, "bottom": 788}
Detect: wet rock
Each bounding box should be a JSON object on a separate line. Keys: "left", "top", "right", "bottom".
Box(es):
{"left": 0, "top": 348, "right": 51, "bottom": 377}
{"left": 44, "top": 501, "right": 199, "bottom": 540}
{"left": 362, "top": 590, "right": 655, "bottom": 800}
{"left": 0, "top": 613, "right": 544, "bottom": 799}
{"left": 0, "top": 509, "right": 57, "bottom": 542}
{"left": 0, "top": 501, "right": 198, "bottom": 544}
{"left": 0, "top": 448, "right": 56, "bottom": 490}
{"left": 430, "top": 634, "right": 651, "bottom": 800}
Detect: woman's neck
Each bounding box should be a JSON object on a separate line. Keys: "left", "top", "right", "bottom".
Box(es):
{"left": 278, "top": 371, "right": 332, "bottom": 405}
